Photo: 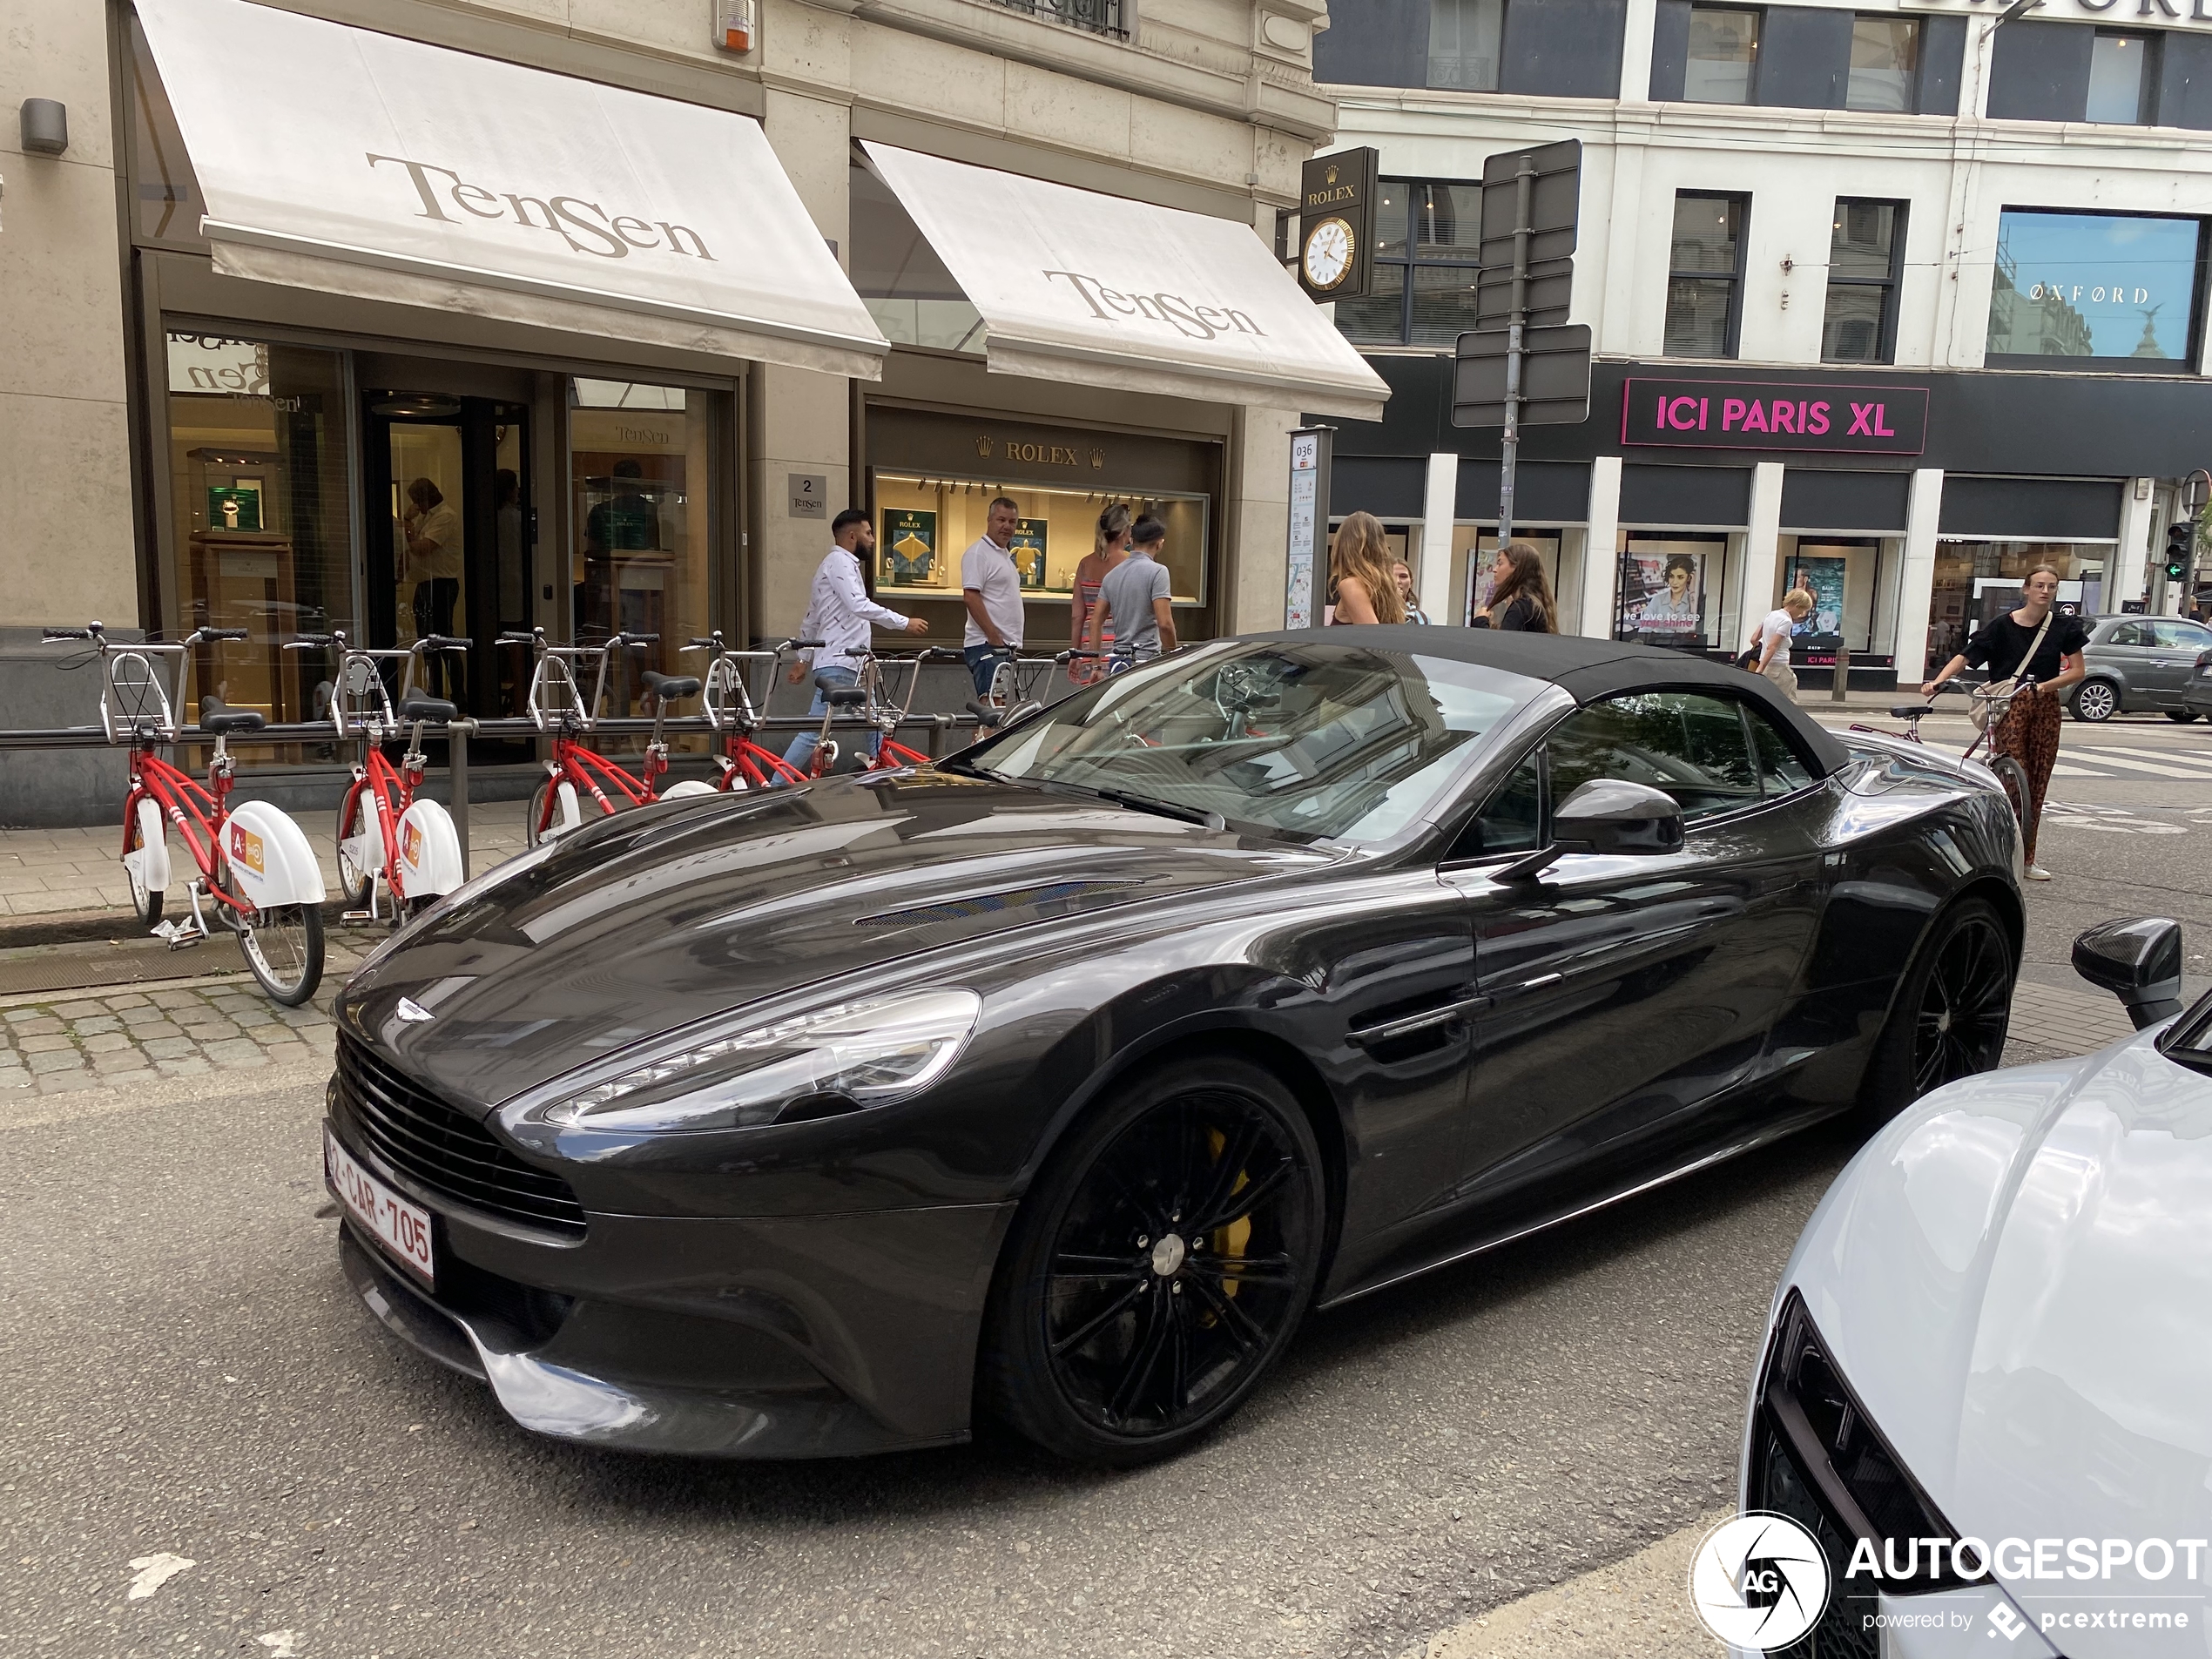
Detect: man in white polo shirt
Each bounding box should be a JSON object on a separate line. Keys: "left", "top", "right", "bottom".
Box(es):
{"left": 961, "top": 496, "right": 1026, "bottom": 697}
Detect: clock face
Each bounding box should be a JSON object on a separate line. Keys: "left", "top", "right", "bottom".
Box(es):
{"left": 1302, "top": 217, "right": 1354, "bottom": 292}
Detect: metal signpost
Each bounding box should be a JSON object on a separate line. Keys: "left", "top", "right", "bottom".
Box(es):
{"left": 1285, "top": 427, "right": 1333, "bottom": 629}
{"left": 1453, "top": 139, "right": 1587, "bottom": 624}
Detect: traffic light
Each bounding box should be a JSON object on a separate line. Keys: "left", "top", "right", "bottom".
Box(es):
{"left": 2164, "top": 521, "right": 2193, "bottom": 583}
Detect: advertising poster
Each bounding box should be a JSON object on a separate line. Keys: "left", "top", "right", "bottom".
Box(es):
{"left": 1786, "top": 556, "right": 1847, "bottom": 644}
{"left": 1619, "top": 550, "right": 1704, "bottom": 647}
{"left": 883, "top": 509, "right": 937, "bottom": 586}
{"left": 1010, "top": 518, "right": 1049, "bottom": 589}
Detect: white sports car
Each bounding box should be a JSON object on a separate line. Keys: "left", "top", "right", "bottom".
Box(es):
{"left": 1737, "top": 917, "right": 2211, "bottom": 1658}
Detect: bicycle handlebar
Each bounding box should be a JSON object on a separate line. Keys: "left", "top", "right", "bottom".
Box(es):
{"left": 43, "top": 627, "right": 95, "bottom": 641}
{"left": 198, "top": 628, "right": 249, "bottom": 643}
{"left": 615, "top": 633, "right": 659, "bottom": 649}
{"left": 416, "top": 634, "right": 471, "bottom": 651}
{"left": 496, "top": 631, "right": 542, "bottom": 645}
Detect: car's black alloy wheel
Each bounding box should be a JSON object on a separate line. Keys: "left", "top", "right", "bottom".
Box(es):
{"left": 1861, "top": 898, "right": 2013, "bottom": 1122}
{"left": 983, "top": 1055, "right": 1325, "bottom": 1465}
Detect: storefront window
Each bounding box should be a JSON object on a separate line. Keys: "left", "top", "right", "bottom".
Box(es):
{"left": 879, "top": 475, "right": 1208, "bottom": 606}
{"left": 163, "top": 333, "right": 354, "bottom": 731}
{"left": 1778, "top": 539, "right": 1885, "bottom": 663}
{"left": 1986, "top": 209, "right": 2206, "bottom": 367}
{"left": 1616, "top": 536, "right": 1722, "bottom": 649}
{"left": 570, "top": 380, "right": 712, "bottom": 715}
{"left": 1453, "top": 529, "right": 1563, "bottom": 629}
{"left": 1929, "top": 541, "right": 2110, "bottom": 666}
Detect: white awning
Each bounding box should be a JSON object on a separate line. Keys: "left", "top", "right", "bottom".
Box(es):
{"left": 134, "top": 0, "right": 887, "bottom": 380}
{"left": 860, "top": 143, "right": 1389, "bottom": 421}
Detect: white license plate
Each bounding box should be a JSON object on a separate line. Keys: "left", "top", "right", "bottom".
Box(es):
{"left": 325, "top": 1125, "right": 435, "bottom": 1286}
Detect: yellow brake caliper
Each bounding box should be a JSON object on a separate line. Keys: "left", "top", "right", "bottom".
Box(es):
{"left": 1204, "top": 1128, "right": 1252, "bottom": 1308}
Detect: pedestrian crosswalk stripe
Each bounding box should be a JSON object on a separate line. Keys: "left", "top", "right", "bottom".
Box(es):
{"left": 2076, "top": 744, "right": 2212, "bottom": 766}
{"left": 2058, "top": 752, "right": 2212, "bottom": 779}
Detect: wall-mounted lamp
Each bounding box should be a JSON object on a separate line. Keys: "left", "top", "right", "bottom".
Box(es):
{"left": 20, "top": 99, "right": 68, "bottom": 156}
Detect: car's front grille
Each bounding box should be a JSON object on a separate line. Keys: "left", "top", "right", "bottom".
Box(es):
{"left": 1750, "top": 1419, "right": 1878, "bottom": 1659}
{"left": 335, "top": 1031, "right": 587, "bottom": 1237}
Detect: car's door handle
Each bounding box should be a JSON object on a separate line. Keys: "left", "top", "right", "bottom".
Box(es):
{"left": 1349, "top": 991, "right": 1493, "bottom": 1047}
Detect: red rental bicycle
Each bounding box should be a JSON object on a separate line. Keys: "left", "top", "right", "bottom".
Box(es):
{"left": 288, "top": 630, "right": 469, "bottom": 925}
{"left": 501, "top": 628, "right": 700, "bottom": 845}
{"left": 843, "top": 646, "right": 962, "bottom": 770}
{"left": 684, "top": 632, "right": 819, "bottom": 790}
{"left": 43, "top": 622, "right": 326, "bottom": 1005}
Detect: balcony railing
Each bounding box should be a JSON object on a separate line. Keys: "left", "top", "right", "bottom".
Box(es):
{"left": 989, "top": 0, "right": 1128, "bottom": 40}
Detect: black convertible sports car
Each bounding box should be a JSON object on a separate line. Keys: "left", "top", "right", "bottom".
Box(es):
{"left": 324, "top": 627, "right": 2023, "bottom": 1463}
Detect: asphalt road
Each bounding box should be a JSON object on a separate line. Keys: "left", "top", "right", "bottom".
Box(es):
{"left": 5, "top": 711, "right": 2203, "bottom": 1659}
{"left": 3, "top": 1061, "right": 1848, "bottom": 1659}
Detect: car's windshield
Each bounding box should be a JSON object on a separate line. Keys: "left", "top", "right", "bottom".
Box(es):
{"left": 956, "top": 640, "right": 1530, "bottom": 845}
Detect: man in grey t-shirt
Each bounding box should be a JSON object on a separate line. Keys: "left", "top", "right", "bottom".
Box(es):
{"left": 1087, "top": 516, "right": 1177, "bottom": 664}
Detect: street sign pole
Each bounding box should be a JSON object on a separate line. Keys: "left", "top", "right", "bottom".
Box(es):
{"left": 1497, "top": 150, "right": 1535, "bottom": 558}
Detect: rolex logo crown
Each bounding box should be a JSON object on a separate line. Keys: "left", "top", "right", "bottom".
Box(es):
{"left": 1325, "top": 164, "right": 1339, "bottom": 185}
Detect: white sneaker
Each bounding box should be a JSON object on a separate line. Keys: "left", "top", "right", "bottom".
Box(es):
{"left": 2025, "top": 864, "right": 2052, "bottom": 881}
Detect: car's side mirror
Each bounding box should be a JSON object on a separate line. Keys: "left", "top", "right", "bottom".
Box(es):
{"left": 2073, "top": 916, "right": 2185, "bottom": 1030}
{"left": 1494, "top": 779, "right": 1685, "bottom": 881}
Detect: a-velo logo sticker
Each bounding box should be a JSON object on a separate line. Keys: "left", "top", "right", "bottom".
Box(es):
{"left": 228, "top": 822, "right": 266, "bottom": 875}
{"left": 401, "top": 819, "right": 422, "bottom": 868}
{"left": 1689, "top": 1511, "right": 1831, "bottom": 1649}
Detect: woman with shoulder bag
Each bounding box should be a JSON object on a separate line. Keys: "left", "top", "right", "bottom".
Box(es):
{"left": 1920, "top": 565, "right": 2088, "bottom": 881}
{"left": 1470, "top": 542, "right": 1558, "bottom": 632}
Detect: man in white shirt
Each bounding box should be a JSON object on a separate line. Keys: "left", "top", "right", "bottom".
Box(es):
{"left": 782, "top": 509, "right": 927, "bottom": 774}
{"left": 961, "top": 496, "right": 1027, "bottom": 696}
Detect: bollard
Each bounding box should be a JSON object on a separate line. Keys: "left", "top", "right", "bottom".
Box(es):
{"left": 1831, "top": 644, "right": 1851, "bottom": 704}
{"left": 448, "top": 718, "right": 475, "bottom": 879}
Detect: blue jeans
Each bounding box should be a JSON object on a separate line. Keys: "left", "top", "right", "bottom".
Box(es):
{"left": 965, "top": 643, "right": 1013, "bottom": 698}
{"left": 781, "top": 664, "right": 877, "bottom": 776}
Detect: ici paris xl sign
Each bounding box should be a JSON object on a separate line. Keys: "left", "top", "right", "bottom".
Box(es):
{"left": 1622, "top": 378, "right": 1931, "bottom": 455}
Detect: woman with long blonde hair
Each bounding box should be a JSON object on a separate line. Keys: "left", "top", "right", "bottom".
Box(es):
{"left": 1328, "top": 511, "right": 1406, "bottom": 625}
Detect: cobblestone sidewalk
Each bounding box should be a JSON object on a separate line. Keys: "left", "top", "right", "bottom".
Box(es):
{"left": 0, "top": 980, "right": 338, "bottom": 1096}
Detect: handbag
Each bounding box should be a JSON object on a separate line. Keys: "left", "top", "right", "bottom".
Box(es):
{"left": 1970, "top": 610, "right": 2054, "bottom": 733}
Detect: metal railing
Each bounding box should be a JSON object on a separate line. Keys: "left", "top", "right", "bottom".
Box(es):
{"left": 989, "top": 0, "right": 1128, "bottom": 37}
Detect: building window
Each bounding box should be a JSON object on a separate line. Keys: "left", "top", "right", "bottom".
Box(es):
{"left": 1665, "top": 193, "right": 1748, "bottom": 359}
{"left": 1822, "top": 199, "right": 1905, "bottom": 363}
{"left": 1333, "top": 178, "right": 1483, "bottom": 348}
{"left": 1986, "top": 207, "right": 2207, "bottom": 369}
{"left": 988, "top": 0, "right": 1128, "bottom": 39}
{"left": 1684, "top": 7, "right": 1759, "bottom": 105}
{"left": 1845, "top": 16, "right": 1919, "bottom": 111}
{"left": 2087, "top": 31, "right": 2153, "bottom": 124}
{"left": 1428, "top": 0, "right": 1505, "bottom": 91}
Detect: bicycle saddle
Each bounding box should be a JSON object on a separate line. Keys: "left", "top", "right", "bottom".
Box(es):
{"left": 198, "top": 697, "right": 266, "bottom": 733}
{"left": 1889, "top": 703, "right": 1936, "bottom": 719}
{"left": 641, "top": 671, "right": 700, "bottom": 702}
{"left": 397, "top": 691, "right": 459, "bottom": 724}
{"left": 826, "top": 686, "right": 869, "bottom": 708}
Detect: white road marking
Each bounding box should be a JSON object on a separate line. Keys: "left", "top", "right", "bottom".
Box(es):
{"left": 2049, "top": 752, "right": 2212, "bottom": 779}
{"left": 124, "top": 1554, "right": 193, "bottom": 1600}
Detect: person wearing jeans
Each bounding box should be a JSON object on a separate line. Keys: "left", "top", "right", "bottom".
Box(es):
{"left": 782, "top": 509, "right": 927, "bottom": 776}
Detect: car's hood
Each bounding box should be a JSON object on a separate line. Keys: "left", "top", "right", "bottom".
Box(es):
{"left": 340, "top": 772, "right": 1326, "bottom": 1110}
{"left": 1780, "top": 1027, "right": 2212, "bottom": 1654}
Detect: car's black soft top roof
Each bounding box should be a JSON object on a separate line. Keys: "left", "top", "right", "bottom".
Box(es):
{"left": 1244, "top": 624, "right": 1853, "bottom": 775}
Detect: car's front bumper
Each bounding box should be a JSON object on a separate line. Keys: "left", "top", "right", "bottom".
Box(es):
{"left": 325, "top": 1114, "right": 1015, "bottom": 1458}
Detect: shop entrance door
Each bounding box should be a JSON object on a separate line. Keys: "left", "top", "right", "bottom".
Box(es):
{"left": 362, "top": 387, "right": 534, "bottom": 761}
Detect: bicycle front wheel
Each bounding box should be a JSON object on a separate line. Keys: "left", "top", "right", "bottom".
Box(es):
{"left": 1987, "top": 754, "right": 2036, "bottom": 856}
{"left": 124, "top": 802, "right": 163, "bottom": 927}
{"left": 226, "top": 874, "right": 324, "bottom": 1007}
{"left": 334, "top": 784, "right": 374, "bottom": 908}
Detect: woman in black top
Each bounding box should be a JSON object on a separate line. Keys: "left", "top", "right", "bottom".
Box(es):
{"left": 1920, "top": 566, "right": 2088, "bottom": 879}
{"left": 1471, "top": 542, "right": 1558, "bottom": 632}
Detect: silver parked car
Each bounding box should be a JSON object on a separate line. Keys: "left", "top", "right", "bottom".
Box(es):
{"left": 1736, "top": 917, "right": 2209, "bottom": 1657}
{"left": 2071, "top": 613, "right": 2212, "bottom": 722}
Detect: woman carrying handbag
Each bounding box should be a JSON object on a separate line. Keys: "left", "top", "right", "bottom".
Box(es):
{"left": 1920, "top": 565, "right": 2088, "bottom": 881}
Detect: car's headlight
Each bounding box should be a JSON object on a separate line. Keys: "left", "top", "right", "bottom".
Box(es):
{"left": 541, "top": 988, "right": 981, "bottom": 1132}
